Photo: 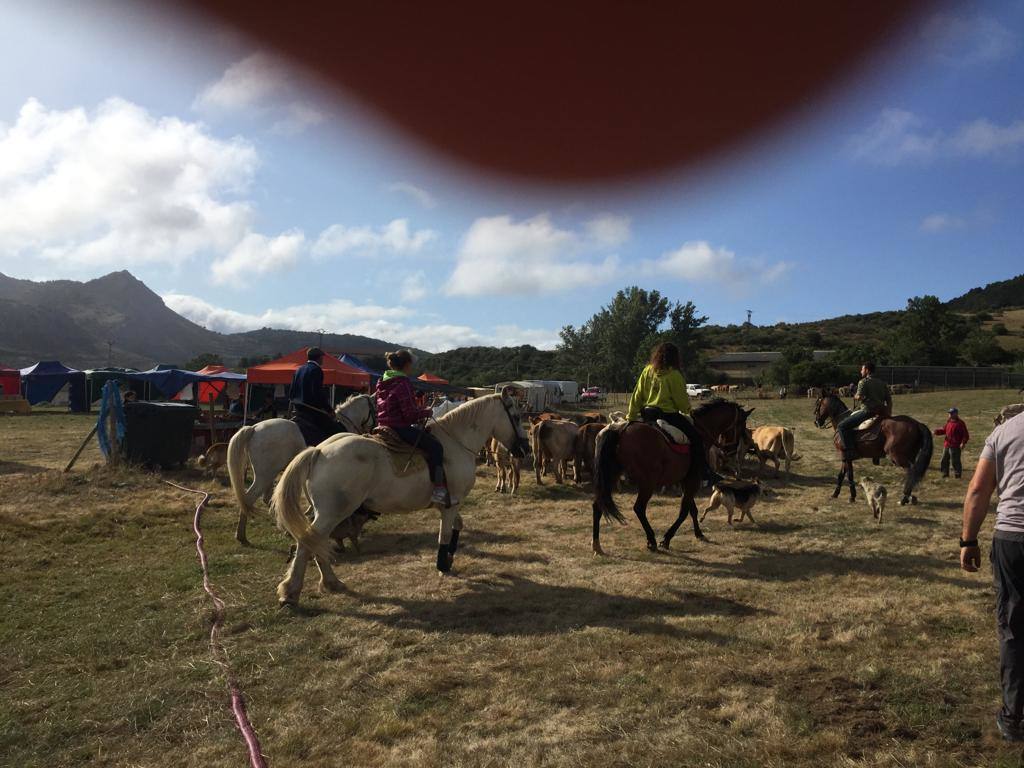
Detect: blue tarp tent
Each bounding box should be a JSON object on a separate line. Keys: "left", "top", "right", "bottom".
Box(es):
{"left": 338, "top": 354, "right": 381, "bottom": 388}
{"left": 20, "top": 360, "right": 88, "bottom": 411}
{"left": 131, "top": 367, "right": 247, "bottom": 399}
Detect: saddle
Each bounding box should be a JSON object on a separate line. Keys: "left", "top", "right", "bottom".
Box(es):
{"left": 366, "top": 426, "right": 428, "bottom": 477}
{"left": 639, "top": 412, "right": 692, "bottom": 454}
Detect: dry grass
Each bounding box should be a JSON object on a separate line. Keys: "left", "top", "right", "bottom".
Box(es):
{"left": 982, "top": 307, "right": 1024, "bottom": 354}
{"left": 2, "top": 391, "right": 1023, "bottom": 767}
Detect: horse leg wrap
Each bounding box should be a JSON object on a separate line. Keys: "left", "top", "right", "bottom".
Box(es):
{"left": 447, "top": 528, "right": 461, "bottom": 556}
{"left": 436, "top": 544, "right": 453, "bottom": 572}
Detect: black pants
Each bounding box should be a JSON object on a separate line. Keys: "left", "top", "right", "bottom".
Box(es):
{"left": 293, "top": 406, "right": 347, "bottom": 447}
{"left": 392, "top": 425, "right": 446, "bottom": 485}
{"left": 993, "top": 531, "right": 1024, "bottom": 723}
{"left": 641, "top": 407, "right": 712, "bottom": 483}
{"left": 940, "top": 447, "right": 963, "bottom": 477}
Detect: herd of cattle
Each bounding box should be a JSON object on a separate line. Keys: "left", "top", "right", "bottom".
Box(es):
{"left": 486, "top": 408, "right": 799, "bottom": 497}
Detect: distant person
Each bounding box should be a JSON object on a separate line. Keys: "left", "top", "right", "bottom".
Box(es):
{"left": 779, "top": 386, "right": 787, "bottom": 400}
{"left": 960, "top": 408, "right": 1024, "bottom": 741}
{"left": 935, "top": 407, "right": 969, "bottom": 479}
{"left": 376, "top": 349, "right": 450, "bottom": 507}
{"left": 289, "top": 347, "right": 345, "bottom": 445}
{"left": 626, "top": 341, "right": 720, "bottom": 485}
{"left": 838, "top": 362, "right": 892, "bottom": 461}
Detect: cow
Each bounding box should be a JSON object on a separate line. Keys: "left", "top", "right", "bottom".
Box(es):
{"left": 574, "top": 422, "right": 605, "bottom": 482}
{"left": 995, "top": 403, "right": 1024, "bottom": 426}
{"left": 608, "top": 410, "right": 627, "bottom": 423}
{"left": 490, "top": 437, "right": 521, "bottom": 494}
{"left": 531, "top": 419, "right": 580, "bottom": 484}
{"left": 748, "top": 425, "right": 800, "bottom": 478}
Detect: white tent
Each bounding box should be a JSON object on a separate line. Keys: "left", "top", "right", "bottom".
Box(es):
{"left": 494, "top": 380, "right": 548, "bottom": 412}
{"left": 523, "top": 380, "right": 563, "bottom": 405}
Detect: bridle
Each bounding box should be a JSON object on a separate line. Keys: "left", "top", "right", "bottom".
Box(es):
{"left": 336, "top": 394, "right": 376, "bottom": 434}
{"left": 813, "top": 396, "right": 849, "bottom": 430}
{"left": 428, "top": 396, "right": 529, "bottom": 459}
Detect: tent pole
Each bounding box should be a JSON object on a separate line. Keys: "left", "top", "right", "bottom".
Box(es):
{"left": 331, "top": 385, "right": 335, "bottom": 408}
{"left": 243, "top": 384, "right": 250, "bottom": 425}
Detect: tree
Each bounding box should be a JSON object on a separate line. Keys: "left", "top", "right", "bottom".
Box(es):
{"left": 185, "top": 352, "right": 223, "bottom": 370}
{"left": 888, "top": 296, "right": 965, "bottom": 366}
{"left": 765, "top": 346, "right": 813, "bottom": 385}
{"left": 559, "top": 288, "right": 708, "bottom": 391}
{"left": 789, "top": 360, "right": 844, "bottom": 390}
{"left": 960, "top": 330, "right": 1009, "bottom": 366}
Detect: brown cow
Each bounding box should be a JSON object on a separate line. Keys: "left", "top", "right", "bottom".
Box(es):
{"left": 490, "top": 437, "right": 521, "bottom": 494}
{"left": 532, "top": 419, "right": 580, "bottom": 484}
{"left": 748, "top": 425, "right": 800, "bottom": 477}
{"left": 574, "top": 422, "right": 604, "bottom": 482}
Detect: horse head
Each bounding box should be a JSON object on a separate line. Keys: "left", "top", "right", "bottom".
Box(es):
{"left": 498, "top": 390, "right": 532, "bottom": 458}
{"left": 813, "top": 394, "right": 844, "bottom": 429}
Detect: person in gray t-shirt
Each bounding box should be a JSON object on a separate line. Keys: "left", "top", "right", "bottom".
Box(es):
{"left": 961, "top": 412, "right": 1024, "bottom": 741}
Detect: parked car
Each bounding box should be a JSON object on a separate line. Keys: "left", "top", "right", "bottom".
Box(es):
{"left": 687, "top": 383, "right": 713, "bottom": 399}
{"left": 579, "top": 386, "right": 604, "bottom": 403}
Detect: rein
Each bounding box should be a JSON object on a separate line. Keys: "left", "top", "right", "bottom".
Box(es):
{"left": 336, "top": 394, "right": 375, "bottom": 434}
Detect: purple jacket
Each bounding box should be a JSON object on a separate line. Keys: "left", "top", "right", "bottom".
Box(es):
{"left": 376, "top": 374, "right": 430, "bottom": 428}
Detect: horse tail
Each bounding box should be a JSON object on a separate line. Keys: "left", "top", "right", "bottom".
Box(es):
{"left": 273, "top": 447, "right": 332, "bottom": 563}
{"left": 227, "top": 426, "right": 256, "bottom": 516}
{"left": 593, "top": 425, "right": 626, "bottom": 523}
{"left": 910, "top": 421, "right": 934, "bottom": 488}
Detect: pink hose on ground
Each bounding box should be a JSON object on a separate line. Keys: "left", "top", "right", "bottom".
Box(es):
{"left": 164, "top": 480, "right": 269, "bottom": 768}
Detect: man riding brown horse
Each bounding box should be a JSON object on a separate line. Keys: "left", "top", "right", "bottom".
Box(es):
{"left": 814, "top": 365, "right": 932, "bottom": 505}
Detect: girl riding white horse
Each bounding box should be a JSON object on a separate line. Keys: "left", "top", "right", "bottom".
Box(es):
{"left": 273, "top": 392, "right": 530, "bottom": 605}
{"left": 226, "top": 393, "right": 376, "bottom": 545}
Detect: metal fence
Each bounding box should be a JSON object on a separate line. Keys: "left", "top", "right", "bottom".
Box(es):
{"left": 871, "top": 366, "right": 1024, "bottom": 391}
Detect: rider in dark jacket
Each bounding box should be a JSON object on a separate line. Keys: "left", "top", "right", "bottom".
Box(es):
{"left": 289, "top": 347, "right": 346, "bottom": 445}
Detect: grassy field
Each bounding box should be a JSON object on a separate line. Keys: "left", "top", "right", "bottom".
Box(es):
{"left": 2, "top": 389, "right": 1024, "bottom": 767}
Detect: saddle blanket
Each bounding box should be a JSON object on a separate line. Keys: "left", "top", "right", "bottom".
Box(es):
{"left": 856, "top": 417, "right": 879, "bottom": 431}
{"left": 366, "top": 426, "right": 427, "bottom": 477}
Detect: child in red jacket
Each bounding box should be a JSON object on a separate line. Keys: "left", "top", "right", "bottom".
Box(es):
{"left": 376, "top": 349, "right": 449, "bottom": 505}
{"left": 934, "top": 407, "right": 969, "bottom": 479}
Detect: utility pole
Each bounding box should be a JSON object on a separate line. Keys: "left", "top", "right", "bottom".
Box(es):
{"left": 107, "top": 340, "right": 114, "bottom": 367}
{"left": 316, "top": 328, "right": 326, "bottom": 349}
{"left": 745, "top": 309, "right": 752, "bottom": 325}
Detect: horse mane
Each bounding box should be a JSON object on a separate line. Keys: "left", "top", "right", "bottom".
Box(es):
{"left": 692, "top": 397, "right": 737, "bottom": 417}
{"left": 436, "top": 393, "right": 499, "bottom": 429}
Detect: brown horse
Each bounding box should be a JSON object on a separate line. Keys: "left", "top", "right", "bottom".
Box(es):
{"left": 591, "top": 399, "right": 754, "bottom": 554}
{"left": 813, "top": 394, "right": 932, "bottom": 505}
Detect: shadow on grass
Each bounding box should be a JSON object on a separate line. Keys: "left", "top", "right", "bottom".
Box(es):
{"left": 701, "top": 546, "right": 972, "bottom": 587}
{"left": 0, "top": 460, "right": 50, "bottom": 476}
{"left": 316, "top": 573, "right": 765, "bottom": 641}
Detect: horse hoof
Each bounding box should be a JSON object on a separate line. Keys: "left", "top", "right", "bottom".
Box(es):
{"left": 899, "top": 497, "right": 909, "bottom": 506}
{"left": 593, "top": 544, "right": 606, "bottom": 556}
{"left": 237, "top": 537, "right": 250, "bottom": 547}
{"left": 831, "top": 490, "right": 840, "bottom": 499}
{"left": 646, "top": 541, "right": 658, "bottom": 552}
{"left": 659, "top": 540, "right": 670, "bottom": 550}
{"left": 910, "top": 496, "right": 918, "bottom": 505}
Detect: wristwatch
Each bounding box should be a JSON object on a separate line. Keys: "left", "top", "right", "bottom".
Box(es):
{"left": 959, "top": 538, "right": 979, "bottom": 548}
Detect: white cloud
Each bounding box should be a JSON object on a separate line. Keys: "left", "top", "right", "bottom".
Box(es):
{"left": 920, "top": 213, "right": 966, "bottom": 233}
{"left": 445, "top": 214, "right": 620, "bottom": 297}
{"left": 949, "top": 118, "right": 1024, "bottom": 158}
{"left": 312, "top": 218, "right": 437, "bottom": 258}
{"left": 163, "top": 292, "right": 557, "bottom": 352}
{"left": 210, "top": 230, "right": 305, "bottom": 285}
{"left": 0, "top": 97, "right": 258, "bottom": 269}
{"left": 642, "top": 240, "right": 790, "bottom": 288}
{"left": 194, "top": 52, "right": 324, "bottom": 134}
{"left": 922, "top": 15, "right": 1019, "bottom": 66}
{"left": 847, "top": 108, "right": 940, "bottom": 165}
{"left": 386, "top": 181, "right": 437, "bottom": 209}
{"left": 400, "top": 271, "right": 429, "bottom": 302}
{"left": 850, "top": 108, "right": 1024, "bottom": 165}
{"left": 585, "top": 213, "right": 632, "bottom": 248}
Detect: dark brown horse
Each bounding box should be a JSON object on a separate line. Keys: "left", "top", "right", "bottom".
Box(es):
{"left": 813, "top": 394, "right": 932, "bottom": 505}
{"left": 591, "top": 399, "right": 754, "bottom": 554}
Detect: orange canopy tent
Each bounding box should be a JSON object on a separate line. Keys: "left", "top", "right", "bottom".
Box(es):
{"left": 246, "top": 349, "right": 371, "bottom": 388}
{"left": 195, "top": 365, "right": 231, "bottom": 404}
{"left": 417, "top": 372, "right": 449, "bottom": 385}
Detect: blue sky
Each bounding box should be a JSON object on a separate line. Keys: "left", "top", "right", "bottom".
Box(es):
{"left": 1, "top": 1, "right": 1022, "bottom": 351}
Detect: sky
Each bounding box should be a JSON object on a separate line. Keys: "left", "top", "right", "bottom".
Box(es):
{"left": 0, "top": 1, "right": 1022, "bottom": 352}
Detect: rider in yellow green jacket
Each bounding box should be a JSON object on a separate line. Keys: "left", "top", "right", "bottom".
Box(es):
{"left": 627, "top": 342, "right": 719, "bottom": 485}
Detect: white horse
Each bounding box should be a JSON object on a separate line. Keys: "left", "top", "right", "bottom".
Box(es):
{"left": 226, "top": 393, "right": 376, "bottom": 545}
{"left": 273, "top": 393, "right": 530, "bottom": 605}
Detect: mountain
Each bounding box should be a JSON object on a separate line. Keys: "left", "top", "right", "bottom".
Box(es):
{"left": 0, "top": 271, "right": 418, "bottom": 370}
{"left": 946, "top": 273, "right": 1024, "bottom": 312}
